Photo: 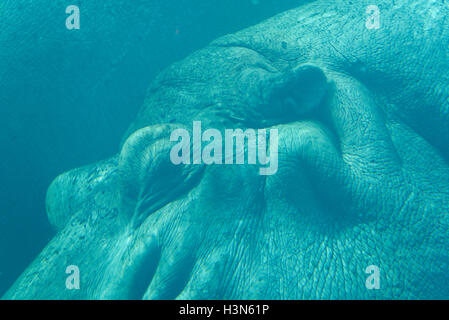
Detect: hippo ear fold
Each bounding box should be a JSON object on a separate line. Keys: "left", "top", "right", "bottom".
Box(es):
{"left": 119, "top": 124, "right": 204, "bottom": 229}
{"left": 46, "top": 158, "right": 120, "bottom": 232}
{"left": 265, "top": 64, "right": 329, "bottom": 119}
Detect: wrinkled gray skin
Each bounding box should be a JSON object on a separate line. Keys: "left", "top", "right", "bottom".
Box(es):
{"left": 4, "top": 0, "right": 449, "bottom": 299}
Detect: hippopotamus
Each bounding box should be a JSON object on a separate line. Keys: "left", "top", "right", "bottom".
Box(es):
{"left": 4, "top": 0, "right": 449, "bottom": 299}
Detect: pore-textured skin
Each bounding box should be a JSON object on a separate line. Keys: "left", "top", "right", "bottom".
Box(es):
{"left": 4, "top": 0, "right": 449, "bottom": 299}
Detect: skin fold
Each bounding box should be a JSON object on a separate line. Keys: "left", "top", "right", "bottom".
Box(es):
{"left": 4, "top": 0, "right": 449, "bottom": 299}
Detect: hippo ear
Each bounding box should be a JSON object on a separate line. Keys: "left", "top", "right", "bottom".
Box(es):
{"left": 46, "top": 157, "right": 120, "bottom": 232}
{"left": 119, "top": 124, "right": 204, "bottom": 229}
{"left": 264, "top": 64, "right": 329, "bottom": 119}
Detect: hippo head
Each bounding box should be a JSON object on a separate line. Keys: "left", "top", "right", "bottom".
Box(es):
{"left": 4, "top": 0, "right": 449, "bottom": 299}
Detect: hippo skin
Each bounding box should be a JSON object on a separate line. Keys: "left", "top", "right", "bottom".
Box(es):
{"left": 4, "top": 0, "right": 449, "bottom": 299}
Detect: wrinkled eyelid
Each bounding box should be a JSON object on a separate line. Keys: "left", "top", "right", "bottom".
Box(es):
{"left": 118, "top": 125, "right": 204, "bottom": 229}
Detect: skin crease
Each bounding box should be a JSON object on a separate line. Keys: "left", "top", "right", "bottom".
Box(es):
{"left": 0, "top": 0, "right": 311, "bottom": 296}
{"left": 3, "top": 0, "right": 449, "bottom": 299}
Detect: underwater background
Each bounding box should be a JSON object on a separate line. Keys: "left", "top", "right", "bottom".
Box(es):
{"left": 0, "top": 0, "right": 309, "bottom": 296}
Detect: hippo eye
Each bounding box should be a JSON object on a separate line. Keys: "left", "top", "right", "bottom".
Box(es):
{"left": 263, "top": 64, "right": 328, "bottom": 120}
{"left": 119, "top": 124, "right": 204, "bottom": 229}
